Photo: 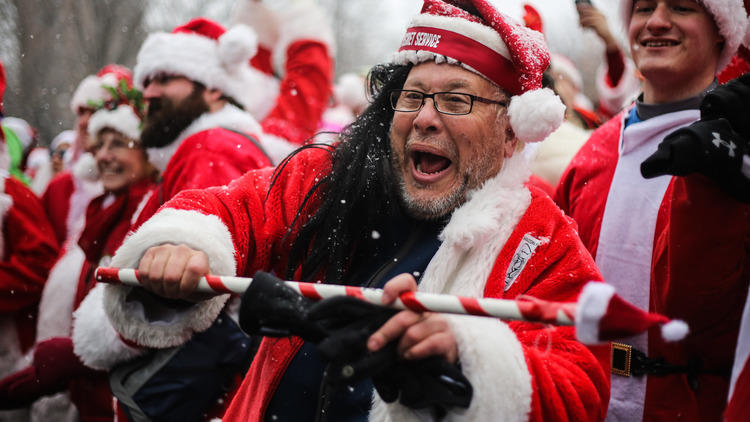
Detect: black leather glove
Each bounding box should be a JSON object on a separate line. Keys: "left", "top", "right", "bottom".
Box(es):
{"left": 701, "top": 73, "right": 750, "bottom": 138}
{"left": 238, "top": 271, "right": 325, "bottom": 341}
{"left": 306, "top": 295, "right": 472, "bottom": 411}
{"left": 641, "top": 118, "right": 750, "bottom": 202}
{"left": 372, "top": 355, "right": 473, "bottom": 412}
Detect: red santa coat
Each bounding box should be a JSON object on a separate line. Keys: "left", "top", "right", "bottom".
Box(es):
{"left": 102, "top": 148, "right": 609, "bottom": 422}
{"left": 555, "top": 110, "right": 750, "bottom": 421}
{"left": 0, "top": 173, "right": 59, "bottom": 375}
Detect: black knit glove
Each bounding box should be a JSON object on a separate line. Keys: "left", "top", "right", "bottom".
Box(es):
{"left": 641, "top": 118, "right": 750, "bottom": 202}
{"left": 700, "top": 73, "right": 750, "bottom": 138}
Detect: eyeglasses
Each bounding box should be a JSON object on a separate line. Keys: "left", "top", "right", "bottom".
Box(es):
{"left": 389, "top": 89, "right": 507, "bottom": 115}
{"left": 92, "top": 137, "right": 139, "bottom": 154}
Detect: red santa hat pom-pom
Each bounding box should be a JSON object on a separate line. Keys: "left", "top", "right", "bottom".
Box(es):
{"left": 575, "top": 282, "right": 689, "bottom": 345}
{"left": 508, "top": 87, "right": 565, "bottom": 143}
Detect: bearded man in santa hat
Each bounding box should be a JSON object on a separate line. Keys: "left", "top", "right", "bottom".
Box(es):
{"left": 128, "top": 2, "right": 334, "bottom": 228}
{"left": 555, "top": 0, "right": 750, "bottom": 420}
{"left": 79, "top": 1, "right": 614, "bottom": 421}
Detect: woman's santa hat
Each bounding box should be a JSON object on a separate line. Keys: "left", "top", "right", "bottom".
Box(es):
{"left": 133, "top": 17, "right": 275, "bottom": 119}
{"left": 621, "top": 0, "right": 750, "bottom": 73}
{"left": 87, "top": 105, "right": 142, "bottom": 141}
{"left": 576, "top": 282, "right": 689, "bottom": 345}
{"left": 392, "top": 0, "right": 565, "bottom": 143}
{"left": 70, "top": 64, "right": 133, "bottom": 114}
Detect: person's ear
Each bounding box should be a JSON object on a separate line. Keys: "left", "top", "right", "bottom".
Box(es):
{"left": 504, "top": 127, "right": 518, "bottom": 158}
{"left": 202, "top": 88, "right": 224, "bottom": 108}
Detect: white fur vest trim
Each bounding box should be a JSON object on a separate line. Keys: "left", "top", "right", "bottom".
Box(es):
{"left": 147, "top": 104, "right": 263, "bottom": 173}
{"left": 370, "top": 154, "right": 534, "bottom": 421}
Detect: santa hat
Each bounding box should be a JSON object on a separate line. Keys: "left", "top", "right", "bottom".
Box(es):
{"left": 87, "top": 105, "right": 142, "bottom": 141}
{"left": 575, "top": 282, "right": 689, "bottom": 345}
{"left": 392, "top": 0, "right": 565, "bottom": 143}
{"left": 70, "top": 64, "right": 133, "bottom": 114}
{"left": 2, "top": 116, "right": 35, "bottom": 150}
{"left": 133, "top": 18, "right": 270, "bottom": 115}
{"left": 621, "top": 0, "right": 750, "bottom": 73}
{"left": 50, "top": 129, "right": 76, "bottom": 151}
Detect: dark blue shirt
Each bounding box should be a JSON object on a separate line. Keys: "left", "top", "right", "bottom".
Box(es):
{"left": 264, "top": 213, "right": 444, "bottom": 422}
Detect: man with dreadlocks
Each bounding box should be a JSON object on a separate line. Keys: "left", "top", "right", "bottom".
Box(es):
{"left": 96, "top": 1, "right": 610, "bottom": 421}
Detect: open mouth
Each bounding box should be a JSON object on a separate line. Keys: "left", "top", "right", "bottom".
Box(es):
{"left": 412, "top": 150, "right": 452, "bottom": 175}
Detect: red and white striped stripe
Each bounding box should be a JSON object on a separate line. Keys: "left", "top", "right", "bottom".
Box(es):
{"left": 95, "top": 267, "right": 576, "bottom": 325}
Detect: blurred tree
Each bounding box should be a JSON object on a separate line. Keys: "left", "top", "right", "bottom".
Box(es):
{"left": 1, "top": 0, "right": 147, "bottom": 144}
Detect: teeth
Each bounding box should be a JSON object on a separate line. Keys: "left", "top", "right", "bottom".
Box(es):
{"left": 645, "top": 41, "right": 676, "bottom": 47}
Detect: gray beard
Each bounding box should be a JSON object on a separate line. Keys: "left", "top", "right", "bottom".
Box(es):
{"left": 390, "top": 154, "right": 469, "bottom": 221}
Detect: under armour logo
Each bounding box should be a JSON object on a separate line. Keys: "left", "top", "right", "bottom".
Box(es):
{"left": 712, "top": 132, "right": 737, "bottom": 157}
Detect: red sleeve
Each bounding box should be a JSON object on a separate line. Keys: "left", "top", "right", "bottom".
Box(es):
{"left": 605, "top": 49, "right": 625, "bottom": 88}
{"left": 1, "top": 177, "right": 60, "bottom": 310}
{"left": 261, "top": 41, "right": 334, "bottom": 145}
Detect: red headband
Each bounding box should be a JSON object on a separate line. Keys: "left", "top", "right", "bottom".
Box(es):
{"left": 398, "top": 26, "right": 523, "bottom": 95}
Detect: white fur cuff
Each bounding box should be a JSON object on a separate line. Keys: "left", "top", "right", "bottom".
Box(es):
{"left": 72, "top": 284, "right": 145, "bottom": 370}
{"left": 104, "top": 208, "right": 237, "bottom": 348}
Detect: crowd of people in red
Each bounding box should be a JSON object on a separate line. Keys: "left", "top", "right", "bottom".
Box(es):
{"left": 0, "top": 1, "right": 749, "bottom": 421}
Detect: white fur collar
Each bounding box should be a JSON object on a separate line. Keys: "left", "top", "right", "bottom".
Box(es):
{"left": 419, "top": 153, "right": 532, "bottom": 297}
{"left": 147, "top": 104, "right": 263, "bottom": 173}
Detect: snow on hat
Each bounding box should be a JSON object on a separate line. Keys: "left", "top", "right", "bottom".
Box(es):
{"left": 70, "top": 64, "right": 134, "bottom": 114}
{"left": 393, "top": 0, "right": 565, "bottom": 143}
{"left": 575, "top": 282, "right": 689, "bottom": 345}
{"left": 133, "top": 17, "right": 264, "bottom": 113}
{"left": 621, "top": 0, "right": 750, "bottom": 73}
{"left": 2, "top": 117, "right": 35, "bottom": 150}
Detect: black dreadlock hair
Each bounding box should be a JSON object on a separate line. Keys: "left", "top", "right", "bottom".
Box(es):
{"left": 280, "top": 62, "right": 413, "bottom": 284}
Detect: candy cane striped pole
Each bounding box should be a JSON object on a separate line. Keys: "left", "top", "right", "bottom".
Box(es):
{"left": 95, "top": 267, "right": 576, "bottom": 326}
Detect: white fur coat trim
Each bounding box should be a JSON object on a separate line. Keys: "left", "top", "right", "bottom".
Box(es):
{"left": 0, "top": 176, "right": 10, "bottom": 261}
{"left": 147, "top": 104, "right": 263, "bottom": 173}
{"left": 103, "top": 208, "right": 236, "bottom": 349}
{"left": 371, "top": 154, "right": 534, "bottom": 421}
{"left": 35, "top": 245, "right": 86, "bottom": 342}
{"left": 72, "top": 284, "right": 145, "bottom": 370}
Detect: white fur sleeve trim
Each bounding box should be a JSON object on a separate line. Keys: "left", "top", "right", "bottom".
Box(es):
{"left": 104, "top": 208, "right": 237, "bottom": 348}
{"left": 72, "top": 284, "right": 145, "bottom": 370}
{"left": 595, "top": 59, "right": 640, "bottom": 115}
{"left": 370, "top": 315, "right": 532, "bottom": 422}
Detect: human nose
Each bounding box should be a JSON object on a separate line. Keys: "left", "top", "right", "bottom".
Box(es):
{"left": 645, "top": 3, "right": 672, "bottom": 32}
{"left": 412, "top": 96, "right": 443, "bottom": 133}
{"left": 143, "top": 81, "right": 162, "bottom": 99}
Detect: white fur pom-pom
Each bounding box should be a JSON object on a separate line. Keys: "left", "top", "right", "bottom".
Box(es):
{"left": 218, "top": 24, "right": 258, "bottom": 69}
{"left": 508, "top": 88, "right": 565, "bottom": 143}
{"left": 661, "top": 320, "right": 689, "bottom": 342}
{"left": 72, "top": 152, "right": 100, "bottom": 182}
